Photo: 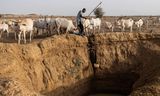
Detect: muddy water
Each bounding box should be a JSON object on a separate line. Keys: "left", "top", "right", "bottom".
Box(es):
{"left": 89, "top": 94, "right": 126, "bottom": 96}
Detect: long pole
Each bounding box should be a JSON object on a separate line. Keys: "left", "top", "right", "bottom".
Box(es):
{"left": 83, "top": 2, "right": 102, "bottom": 32}
{"left": 84, "top": 2, "right": 102, "bottom": 27}
{"left": 88, "top": 1, "right": 102, "bottom": 16}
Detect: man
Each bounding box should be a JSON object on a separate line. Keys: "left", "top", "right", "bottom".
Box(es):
{"left": 76, "top": 8, "right": 87, "bottom": 35}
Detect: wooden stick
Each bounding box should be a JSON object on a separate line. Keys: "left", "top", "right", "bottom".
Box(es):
{"left": 83, "top": 2, "right": 102, "bottom": 30}
{"left": 88, "top": 1, "right": 102, "bottom": 16}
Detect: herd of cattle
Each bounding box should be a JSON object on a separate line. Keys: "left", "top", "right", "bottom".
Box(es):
{"left": 0, "top": 16, "right": 159, "bottom": 44}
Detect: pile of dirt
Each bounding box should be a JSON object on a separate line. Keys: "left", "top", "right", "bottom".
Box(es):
{"left": 0, "top": 34, "right": 94, "bottom": 96}
{"left": 93, "top": 32, "right": 160, "bottom": 95}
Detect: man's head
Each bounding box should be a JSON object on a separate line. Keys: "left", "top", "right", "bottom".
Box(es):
{"left": 82, "top": 8, "right": 86, "bottom": 13}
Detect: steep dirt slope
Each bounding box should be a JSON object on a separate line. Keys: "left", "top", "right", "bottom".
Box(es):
{"left": 93, "top": 32, "right": 160, "bottom": 96}
{"left": 0, "top": 32, "right": 160, "bottom": 96}
{"left": 0, "top": 35, "right": 93, "bottom": 96}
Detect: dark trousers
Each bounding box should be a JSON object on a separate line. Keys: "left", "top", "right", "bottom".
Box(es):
{"left": 78, "top": 23, "right": 84, "bottom": 34}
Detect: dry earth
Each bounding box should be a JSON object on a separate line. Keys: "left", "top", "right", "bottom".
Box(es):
{"left": 0, "top": 16, "right": 160, "bottom": 96}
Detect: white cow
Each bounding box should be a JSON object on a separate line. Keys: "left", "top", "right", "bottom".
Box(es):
{"left": 105, "top": 21, "right": 114, "bottom": 32}
{"left": 117, "top": 18, "right": 134, "bottom": 32}
{"left": 55, "top": 18, "right": 76, "bottom": 35}
{"left": 135, "top": 18, "right": 143, "bottom": 32}
{"left": 14, "top": 18, "right": 34, "bottom": 44}
{"left": 82, "top": 18, "right": 92, "bottom": 35}
{"left": 90, "top": 18, "right": 101, "bottom": 33}
{"left": 0, "top": 22, "right": 9, "bottom": 38}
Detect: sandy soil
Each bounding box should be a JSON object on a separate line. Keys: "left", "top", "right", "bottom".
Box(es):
{"left": 0, "top": 16, "right": 160, "bottom": 96}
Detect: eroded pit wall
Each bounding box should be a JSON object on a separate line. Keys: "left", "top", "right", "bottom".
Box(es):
{"left": 0, "top": 33, "right": 160, "bottom": 96}
{"left": 93, "top": 32, "right": 160, "bottom": 96}
{"left": 0, "top": 35, "right": 93, "bottom": 96}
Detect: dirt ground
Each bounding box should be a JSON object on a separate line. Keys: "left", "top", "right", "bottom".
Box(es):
{"left": 0, "top": 16, "right": 160, "bottom": 96}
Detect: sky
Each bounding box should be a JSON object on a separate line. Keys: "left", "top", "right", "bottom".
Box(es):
{"left": 0, "top": 0, "right": 160, "bottom": 16}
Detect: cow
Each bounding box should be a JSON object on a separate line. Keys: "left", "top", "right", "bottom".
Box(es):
{"left": 13, "top": 18, "right": 34, "bottom": 44}
{"left": 82, "top": 18, "right": 92, "bottom": 35}
{"left": 55, "top": 18, "right": 76, "bottom": 35}
{"left": 0, "top": 22, "right": 9, "bottom": 38}
{"left": 90, "top": 18, "right": 101, "bottom": 33}
{"left": 135, "top": 18, "right": 144, "bottom": 32}
{"left": 116, "top": 18, "right": 134, "bottom": 32}
{"left": 105, "top": 21, "right": 114, "bottom": 32}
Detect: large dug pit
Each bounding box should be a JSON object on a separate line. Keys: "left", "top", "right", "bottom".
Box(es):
{"left": 0, "top": 32, "right": 160, "bottom": 96}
